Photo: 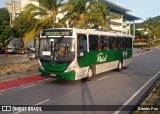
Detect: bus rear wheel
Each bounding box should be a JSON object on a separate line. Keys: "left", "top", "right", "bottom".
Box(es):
{"left": 86, "top": 67, "right": 94, "bottom": 81}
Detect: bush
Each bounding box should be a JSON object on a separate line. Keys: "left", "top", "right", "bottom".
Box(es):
{"left": 15, "top": 46, "right": 25, "bottom": 50}
{"left": 148, "top": 42, "right": 159, "bottom": 47}
{"left": 14, "top": 46, "right": 27, "bottom": 54}
{"left": 133, "top": 43, "right": 148, "bottom": 48}
{"left": 154, "top": 98, "right": 160, "bottom": 108}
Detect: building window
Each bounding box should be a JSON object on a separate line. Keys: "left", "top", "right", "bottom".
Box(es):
{"left": 15, "top": 13, "right": 20, "bottom": 17}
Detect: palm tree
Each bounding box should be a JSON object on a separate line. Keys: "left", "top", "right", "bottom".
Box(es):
{"left": 88, "top": 2, "right": 112, "bottom": 30}
{"left": 62, "top": 0, "right": 116, "bottom": 30}
{"left": 61, "top": 0, "right": 90, "bottom": 29}
{"left": 144, "top": 18, "right": 156, "bottom": 44}
{"left": 22, "top": 0, "right": 65, "bottom": 47}
{"left": 13, "top": 13, "right": 37, "bottom": 47}
{"left": 23, "top": 0, "right": 116, "bottom": 46}
{"left": 154, "top": 20, "right": 160, "bottom": 42}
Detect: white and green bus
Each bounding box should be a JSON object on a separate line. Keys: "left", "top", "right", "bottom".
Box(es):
{"left": 39, "top": 28, "right": 132, "bottom": 80}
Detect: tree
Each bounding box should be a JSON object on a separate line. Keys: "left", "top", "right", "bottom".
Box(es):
{"left": 88, "top": 1, "right": 113, "bottom": 30}
{"left": 143, "top": 18, "right": 157, "bottom": 44}
{"left": 135, "top": 30, "right": 145, "bottom": 38}
{"left": 22, "top": 0, "right": 65, "bottom": 47}
{"left": 61, "top": 0, "right": 90, "bottom": 28}
{"left": 0, "top": 8, "right": 11, "bottom": 48}
{"left": 155, "top": 26, "right": 160, "bottom": 41}
{"left": 144, "top": 18, "right": 160, "bottom": 44}
{"left": 62, "top": 0, "right": 114, "bottom": 29}
{"left": 13, "top": 13, "right": 37, "bottom": 46}
{"left": 22, "top": 0, "right": 116, "bottom": 46}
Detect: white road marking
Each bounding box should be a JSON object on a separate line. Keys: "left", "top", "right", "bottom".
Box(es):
{"left": 113, "top": 70, "right": 160, "bottom": 114}
{"left": 34, "top": 99, "right": 50, "bottom": 105}
{"left": 20, "top": 84, "right": 36, "bottom": 89}
{"left": 97, "top": 76, "right": 109, "bottom": 81}
{"left": 13, "top": 99, "right": 50, "bottom": 114}
{"left": 129, "top": 66, "right": 134, "bottom": 68}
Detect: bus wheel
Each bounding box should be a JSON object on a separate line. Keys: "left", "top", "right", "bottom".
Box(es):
{"left": 86, "top": 67, "right": 94, "bottom": 81}
{"left": 118, "top": 61, "right": 122, "bottom": 71}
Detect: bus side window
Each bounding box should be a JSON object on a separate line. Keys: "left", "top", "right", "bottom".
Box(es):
{"left": 122, "top": 37, "right": 127, "bottom": 49}
{"left": 89, "top": 35, "right": 98, "bottom": 51}
{"left": 97, "top": 36, "right": 101, "bottom": 51}
{"left": 109, "top": 36, "right": 116, "bottom": 50}
{"left": 127, "top": 37, "right": 132, "bottom": 49}
{"left": 129, "top": 37, "right": 133, "bottom": 48}
{"left": 100, "top": 36, "right": 108, "bottom": 50}
{"left": 116, "top": 37, "right": 121, "bottom": 49}
{"left": 77, "top": 34, "right": 87, "bottom": 57}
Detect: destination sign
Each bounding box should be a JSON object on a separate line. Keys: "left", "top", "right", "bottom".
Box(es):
{"left": 41, "top": 29, "right": 73, "bottom": 36}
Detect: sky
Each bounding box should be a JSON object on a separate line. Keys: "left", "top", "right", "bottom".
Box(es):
{"left": 0, "top": 0, "right": 6, "bottom": 8}
{"left": 0, "top": 0, "right": 160, "bottom": 22}
{"left": 111, "top": 0, "right": 160, "bottom": 22}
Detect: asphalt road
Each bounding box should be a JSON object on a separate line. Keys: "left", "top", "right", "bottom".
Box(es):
{"left": 0, "top": 48, "right": 160, "bottom": 114}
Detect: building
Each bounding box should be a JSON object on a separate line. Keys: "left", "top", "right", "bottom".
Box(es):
{"left": 5, "top": 0, "right": 21, "bottom": 25}
{"left": 21, "top": 0, "right": 39, "bottom": 11}
{"left": 100, "top": 0, "right": 140, "bottom": 35}
{"left": 19, "top": 0, "right": 140, "bottom": 35}
{"left": 6, "top": 0, "right": 140, "bottom": 39}
{"left": 5, "top": 0, "right": 39, "bottom": 22}
{"left": 6, "top": 0, "right": 39, "bottom": 47}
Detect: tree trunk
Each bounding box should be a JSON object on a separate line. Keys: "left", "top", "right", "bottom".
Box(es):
{"left": 21, "top": 36, "right": 25, "bottom": 47}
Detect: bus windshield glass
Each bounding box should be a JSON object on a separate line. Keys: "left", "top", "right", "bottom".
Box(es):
{"left": 39, "top": 38, "right": 75, "bottom": 63}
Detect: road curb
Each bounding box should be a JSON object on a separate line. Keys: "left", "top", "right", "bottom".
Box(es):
{"left": 0, "top": 75, "right": 48, "bottom": 91}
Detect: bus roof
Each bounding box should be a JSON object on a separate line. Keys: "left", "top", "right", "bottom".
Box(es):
{"left": 41, "top": 28, "right": 132, "bottom": 38}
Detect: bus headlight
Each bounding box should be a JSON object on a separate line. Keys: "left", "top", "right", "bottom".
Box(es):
{"left": 74, "top": 68, "right": 79, "bottom": 72}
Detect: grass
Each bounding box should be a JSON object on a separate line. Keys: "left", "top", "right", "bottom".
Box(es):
{"left": 0, "top": 60, "right": 38, "bottom": 76}
{"left": 133, "top": 82, "right": 160, "bottom": 114}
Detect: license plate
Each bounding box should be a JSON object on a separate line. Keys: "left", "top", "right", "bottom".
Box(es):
{"left": 50, "top": 74, "right": 56, "bottom": 77}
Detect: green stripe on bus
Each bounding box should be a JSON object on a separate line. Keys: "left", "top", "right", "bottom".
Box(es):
{"left": 78, "top": 49, "right": 132, "bottom": 67}
{"left": 39, "top": 68, "right": 75, "bottom": 80}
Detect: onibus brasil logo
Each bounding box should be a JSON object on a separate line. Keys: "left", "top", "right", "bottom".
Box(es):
{"left": 97, "top": 53, "right": 107, "bottom": 62}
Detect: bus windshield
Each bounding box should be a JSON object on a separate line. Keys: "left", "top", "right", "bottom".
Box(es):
{"left": 39, "top": 38, "right": 75, "bottom": 63}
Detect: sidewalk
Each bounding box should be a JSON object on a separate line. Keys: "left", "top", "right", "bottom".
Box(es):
{"left": 0, "top": 54, "right": 29, "bottom": 64}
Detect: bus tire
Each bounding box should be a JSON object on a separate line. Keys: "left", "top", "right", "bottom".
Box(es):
{"left": 86, "top": 67, "right": 94, "bottom": 81}
{"left": 117, "top": 61, "right": 122, "bottom": 71}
